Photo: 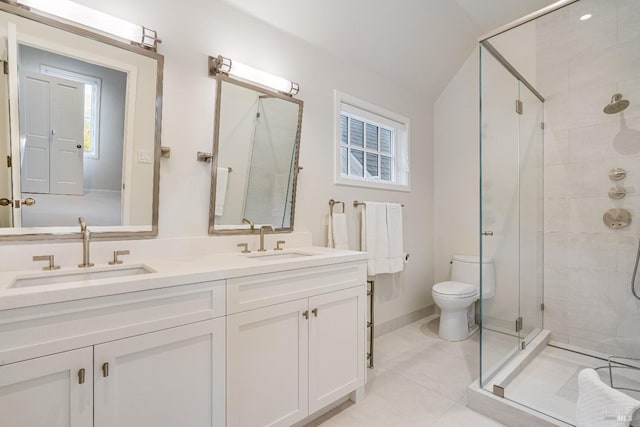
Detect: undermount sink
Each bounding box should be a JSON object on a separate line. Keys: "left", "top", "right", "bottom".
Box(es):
{"left": 246, "top": 251, "right": 316, "bottom": 261}
{"left": 10, "top": 265, "right": 154, "bottom": 289}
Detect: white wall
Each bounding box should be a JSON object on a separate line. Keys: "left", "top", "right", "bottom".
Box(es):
{"left": 50, "top": 0, "right": 436, "bottom": 326}
{"left": 434, "top": 48, "right": 480, "bottom": 285}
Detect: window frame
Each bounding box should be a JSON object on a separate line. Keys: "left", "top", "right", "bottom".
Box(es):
{"left": 334, "top": 90, "right": 410, "bottom": 192}
{"left": 40, "top": 65, "right": 102, "bottom": 160}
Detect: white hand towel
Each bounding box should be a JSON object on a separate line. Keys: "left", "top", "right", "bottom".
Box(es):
{"left": 215, "top": 167, "right": 229, "bottom": 216}
{"left": 361, "top": 202, "right": 389, "bottom": 276}
{"left": 576, "top": 368, "right": 640, "bottom": 427}
{"left": 386, "top": 203, "right": 404, "bottom": 273}
{"left": 328, "top": 213, "right": 349, "bottom": 249}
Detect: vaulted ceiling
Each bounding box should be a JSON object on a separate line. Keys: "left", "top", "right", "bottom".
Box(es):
{"left": 221, "top": 0, "right": 558, "bottom": 99}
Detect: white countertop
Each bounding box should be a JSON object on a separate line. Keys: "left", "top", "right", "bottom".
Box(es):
{"left": 0, "top": 246, "right": 367, "bottom": 311}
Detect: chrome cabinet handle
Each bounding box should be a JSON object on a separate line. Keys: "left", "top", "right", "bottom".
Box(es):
{"left": 312, "top": 308, "right": 318, "bottom": 317}
{"left": 482, "top": 231, "right": 494, "bottom": 236}
{"left": 78, "top": 368, "right": 86, "bottom": 384}
{"left": 102, "top": 362, "right": 109, "bottom": 377}
{"left": 302, "top": 310, "right": 309, "bottom": 320}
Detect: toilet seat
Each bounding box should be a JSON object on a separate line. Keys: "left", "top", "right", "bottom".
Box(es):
{"left": 433, "top": 281, "right": 477, "bottom": 298}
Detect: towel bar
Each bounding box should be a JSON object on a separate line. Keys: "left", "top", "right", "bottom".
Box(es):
{"left": 353, "top": 200, "right": 404, "bottom": 207}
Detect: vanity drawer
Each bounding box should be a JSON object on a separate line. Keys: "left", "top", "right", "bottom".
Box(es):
{"left": 0, "top": 280, "right": 225, "bottom": 365}
{"left": 227, "top": 261, "right": 366, "bottom": 314}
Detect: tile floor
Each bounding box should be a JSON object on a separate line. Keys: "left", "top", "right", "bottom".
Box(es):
{"left": 308, "top": 315, "right": 506, "bottom": 426}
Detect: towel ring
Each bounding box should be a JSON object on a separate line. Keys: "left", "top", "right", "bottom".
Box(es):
{"left": 329, "top": 199, "right": 345, "bottom": 218}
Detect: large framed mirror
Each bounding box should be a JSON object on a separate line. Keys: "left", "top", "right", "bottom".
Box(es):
{"left": 209, "top": 73, "right": 303, "bottom": 234}
{"left": 0, "top": 1, "right": 163, "bottom": 240}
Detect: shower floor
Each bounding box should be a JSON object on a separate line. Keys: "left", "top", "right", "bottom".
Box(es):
{"left": 504, "top": 345, "right": 640, "bottom": 425}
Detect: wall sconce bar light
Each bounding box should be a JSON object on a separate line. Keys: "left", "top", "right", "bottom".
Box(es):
{"left": 14, "top": 0, "right": 160, "bottom": 50}
{"left": 209, "top": 55, "right": 300, "bottom": 96}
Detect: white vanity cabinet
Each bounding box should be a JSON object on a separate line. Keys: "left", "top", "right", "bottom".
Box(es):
{"left": 0, "top": 280, "right": 226, "bottom": 427}
{"left": 226, "top": 261, "right": 367, "bottom": 427}
{"left": 0, "top": 347, "right": 93, "bottom": 427}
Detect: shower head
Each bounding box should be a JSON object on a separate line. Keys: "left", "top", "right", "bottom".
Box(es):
{"left": 604, "top": 93, "right": 630, "bottom": 114}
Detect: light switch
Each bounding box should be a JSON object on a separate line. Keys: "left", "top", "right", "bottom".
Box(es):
{"left": 137, "top": 150, "right": 153, "bottom": 164}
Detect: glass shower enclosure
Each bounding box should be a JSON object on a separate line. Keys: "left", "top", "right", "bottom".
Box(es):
{"left": 479, "top": 41, "right": 544, "bottom": 388}
{"left": 477, "top": 0, "right": 640, "bottom": 424}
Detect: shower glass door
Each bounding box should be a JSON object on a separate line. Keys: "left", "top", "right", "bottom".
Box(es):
{"left": 479, "top": 45, "right": 544, "bottom": 388}
{"left": 480, "top": 46, "right": 521, "bottom": 387}
{"left": 517, "top": 82, "right": 544, "bottom": 346}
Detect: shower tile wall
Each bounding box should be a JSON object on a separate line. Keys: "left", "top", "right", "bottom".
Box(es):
{"left": 540, "top": 0, "right": 640, "bottom": 356}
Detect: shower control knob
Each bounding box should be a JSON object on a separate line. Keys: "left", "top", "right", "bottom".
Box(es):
{"left": 609, "top": 168, "right": 627, "bottom": 181}
{"left": 603, "top": 208, "right": 631, "bottom": 230}
{"left": 608, "top": 186, "right": 626, "bottom": 199}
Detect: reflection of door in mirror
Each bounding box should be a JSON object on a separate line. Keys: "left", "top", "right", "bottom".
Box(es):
{"left": 17, "top": 45, "right": 126, "bottom": 227}
{"left": 20, "top": 71, "right": 84, "bottom": 195}
{"left": 244, "top": 96, "right": 299, "bottom": 228}
{"left": 0, "top": 34, "right": 11, "bottom": 228}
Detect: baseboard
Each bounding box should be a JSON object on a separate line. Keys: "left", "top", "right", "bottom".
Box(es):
{"left": 373, "top": 305, "right": 435, "bottom": 338}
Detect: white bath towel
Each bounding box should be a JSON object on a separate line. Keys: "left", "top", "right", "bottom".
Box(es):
{"left": 328, "top": 213, "right": 349, "bottom": 250}
{"left": 361, "top": 202, "right": 390, "bottom": 276}
{"left": 576, "top": 368, "right": 640, "bottom": 427}
{"left": 386, "top": 203, "right": 404, "bottom": 273}
{"left": 215, "top": 167, "right": 229, "bottom": 216}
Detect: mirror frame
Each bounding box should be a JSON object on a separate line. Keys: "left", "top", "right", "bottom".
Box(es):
{"left": 208, "top": 73, "right": 303, "bottom": 235}
{"left": 0, "top": 1, "right": 163, "bottom": 241}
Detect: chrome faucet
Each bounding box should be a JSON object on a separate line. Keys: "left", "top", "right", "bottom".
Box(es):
{"left": 258, "top": 225, "right": 275, "bottom": 252}
{"left": 78, "top": 217, "right": 94, "bottom": 268}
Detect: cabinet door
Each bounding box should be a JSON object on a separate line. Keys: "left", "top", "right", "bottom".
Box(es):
{"left": 0, "top": 347, "right": 93, "bottom": 427}
{"left": 308, "top": 286, "right": 366, "bottom": 413}
{"left": 94, "top": 318, "right": 225, "bottom": 427}
{"left": 227, "top": 299, "right": 309, "bottom": 427}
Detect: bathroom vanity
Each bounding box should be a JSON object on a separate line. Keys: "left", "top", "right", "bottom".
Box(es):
{"left": 0, "top": 247, "right": 367, "bottom": 427}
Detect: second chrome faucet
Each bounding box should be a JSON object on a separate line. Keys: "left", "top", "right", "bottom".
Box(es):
{"left": 78, "top": 217, "right": 94, "bottom": 268}
{"left": 258, "top": 225, "right": 275, "bottom": 252}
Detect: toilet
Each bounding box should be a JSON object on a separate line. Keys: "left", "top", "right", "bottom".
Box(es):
{"left": 432, "top": 255, "right": 495, "bottom": 342}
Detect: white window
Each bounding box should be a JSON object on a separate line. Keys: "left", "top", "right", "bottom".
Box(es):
{"left": 41, "top": 65, "right": 102, "bottom": 159}
{"left": 334, "top": 91, "right": 410, "bottom": 191}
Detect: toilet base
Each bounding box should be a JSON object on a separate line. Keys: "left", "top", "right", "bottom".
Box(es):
{"left": 438, "top": 303, "right": 478, "bottom": 342}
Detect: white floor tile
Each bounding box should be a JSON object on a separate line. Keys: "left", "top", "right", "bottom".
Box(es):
{"left": 310, "top": 316, "right": 506, "bottom": 427}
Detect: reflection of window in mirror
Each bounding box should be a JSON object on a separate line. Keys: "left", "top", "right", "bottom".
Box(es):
{"left": 41, "top": 65, "right": 102, "bottom": 159}
{"left": 334, "top": 90, "right": 410, "bottom": 192}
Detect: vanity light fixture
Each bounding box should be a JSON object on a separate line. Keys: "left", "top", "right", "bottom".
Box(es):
{"left": 209, "top": 55, "right": 300, "bottom": 96}
{"left": 15, "top": 0, "right": 160, "bottom": 50}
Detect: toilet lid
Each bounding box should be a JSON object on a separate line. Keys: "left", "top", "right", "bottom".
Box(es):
{"left": 433, "top": 281, "right": 477, "bottom": 297}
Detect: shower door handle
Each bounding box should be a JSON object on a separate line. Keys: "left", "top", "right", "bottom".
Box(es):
{"left": 482, "top": 231, "right": 494, "bottom": 236}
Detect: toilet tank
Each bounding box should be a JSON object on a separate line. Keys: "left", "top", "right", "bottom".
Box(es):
{"left": 450, "top": 255, "right": 495, "bottom": 299}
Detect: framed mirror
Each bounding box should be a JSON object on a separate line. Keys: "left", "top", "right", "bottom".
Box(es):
{"left": 0, "top": 1, "right": 163, "bottom": 240}
{"left": 209, "top": 74, "right": 303, "bottom": 234}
